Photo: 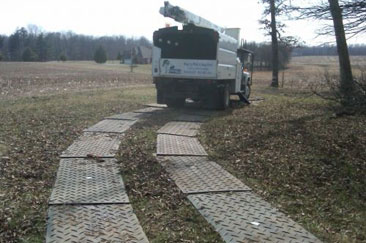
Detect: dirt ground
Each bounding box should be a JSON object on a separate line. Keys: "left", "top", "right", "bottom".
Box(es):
{"left": 0, "top": 61, "right": 152, "bottom": 98}
{"left": 0, "top": 57, "right": 365, "bottom": 242}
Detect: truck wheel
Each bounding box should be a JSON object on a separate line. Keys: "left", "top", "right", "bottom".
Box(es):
{"left": 166, "top": 98, "right": 185, "bottom": 108}
{"left": 216, "top": 85, "right": 230, "bottom": 110}
{"left": 157, "top": 89, "right": 164, "bottom": 104}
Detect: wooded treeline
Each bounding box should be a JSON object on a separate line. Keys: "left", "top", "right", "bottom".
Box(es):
{"left": 243, "top": 41, "right": 293, "bottom": 70}
{"left": 0, "top": 26, "right": 365, "bottom": 69}
{"left": 293, "top": 44, "right": 366, "bottom": 56}
{"left": 243, "top": 41, "right": 366, "bottom": 70}
{"left": 0, "top": 26, "right": 151, "bottom": 62}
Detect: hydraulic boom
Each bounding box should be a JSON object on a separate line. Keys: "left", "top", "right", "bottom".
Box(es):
{"left": 160, "top": 1, "right": 225, "bottom": 34}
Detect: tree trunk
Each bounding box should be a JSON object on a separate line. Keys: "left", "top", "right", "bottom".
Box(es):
{"left": 270, "top": 0, "right": 279, "bottom": 87}
{"left": 328, "top": 0, "right": 354, "bottom": 103}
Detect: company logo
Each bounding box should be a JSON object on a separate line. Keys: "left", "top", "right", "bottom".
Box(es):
{"left": 168, "top": 66, "right": 181, "bottom": 74}
{"left": 162, "top": 60, "right": 181, "bottom": 74}
{"left": 162, "top": 60, "right": 170, "bottom": 73}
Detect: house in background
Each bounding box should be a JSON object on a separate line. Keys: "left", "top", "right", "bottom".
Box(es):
{"left": 122, "top": 46, "right": 152, "bottom": 64}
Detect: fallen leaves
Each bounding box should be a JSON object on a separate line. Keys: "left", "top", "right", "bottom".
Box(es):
{"left": 116, "top": 112, "right": 223, "bottom": 243}
{"left": 200, "top": 91, "right": 366, "bottom": 243}
{"left": 0, "top": 86, "right": 150, "bottom": 242}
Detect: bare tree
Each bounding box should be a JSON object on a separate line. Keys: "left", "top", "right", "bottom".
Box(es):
{"left": 286, "top": 0, "right": 366, "bottom": 105}
{"left": 261, "top": 0, "right": 298, "bottom": 87}
{"left": 328, "top": 0, "right": 354, "bottom": 101}
{"left": 261, "top": 0, "right": 281, "bottom": 87}
{"left": 288, "top": 0, "right": 366, "bottom": 37}
{"left": 341, "top": 1, "right": 366, "bottom": 36}
{"left": 269, "top": 0, "right": 280, "bottom": 87}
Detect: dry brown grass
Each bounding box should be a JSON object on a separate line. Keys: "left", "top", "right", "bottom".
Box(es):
{"left": 0, "top": 86, "right": 158, "bottom": 242}
{"left": 0, "top": 61, "right": 152, "bottom": 98}
{"left": 0, "top": 61, "right": 155, "bottom": 242}
{"left": 200, "top": 56, "right": 366, "bottom": 243}
{"left": 254, "top": 56, "right": 366, "bottom": 91}
{"left": 0, "top": 56, "right": 365, "bottom": 242}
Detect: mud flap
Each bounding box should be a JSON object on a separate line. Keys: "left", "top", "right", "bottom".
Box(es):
{"left": 238, "top": 92, "right": 251, "bottom": 104}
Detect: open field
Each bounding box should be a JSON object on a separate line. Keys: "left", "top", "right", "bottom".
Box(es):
{"left": 291, "top": 56, "right": 366, "bottom": 68}
{"left": 0, "top": 56, "right": 365, "bottom": 98}
{"left": 0, "top": 57, "right": 365, "bottom": 242}
{"left": 253, "top": 56, "right": 366, "bottom": 90}
{"left": 0, "top": 61, "right": 152, "bottom": 98}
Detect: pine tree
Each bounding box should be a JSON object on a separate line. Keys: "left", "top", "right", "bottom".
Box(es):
{"left": 22, "top": 47, "right": 38, "bottom": 62}
{"left": 94, "top": 45, "right": 107, "bottom": 63}
{"left": 117, "top": 52, "right": 122, "bottom": 61}
{"left": 37, "top": 33, "right": 49, "bottom": 62}
{"left": 59, "top": 53, "right": 67, "bottom": 62}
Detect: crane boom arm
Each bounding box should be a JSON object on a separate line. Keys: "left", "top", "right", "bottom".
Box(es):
{"left": 159, "top": 1, "right": 224, "bottom": 33}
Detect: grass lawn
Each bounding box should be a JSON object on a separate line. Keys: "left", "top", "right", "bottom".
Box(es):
{"left": 200, "top": 85, "right": 366, "bottom": 242}
{"left": 0, "top": 86, "right": 155, "bottom": 242}
{"left": 0, "top": 58, "right": 365, "bottom": 242}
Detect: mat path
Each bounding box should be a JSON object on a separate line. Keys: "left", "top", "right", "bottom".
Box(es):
{"left": 46, "top": 108, "right": 153, "bottom": 242}
{"left": 156, "top": 106, "right": 321, "bottom": 243}
{"left": 46, "top": 101, "right": 321, "bottom": 242}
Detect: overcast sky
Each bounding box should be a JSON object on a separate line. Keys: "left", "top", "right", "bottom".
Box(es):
{"left": 1, "top": 0, "right": 365, "bottom": 45}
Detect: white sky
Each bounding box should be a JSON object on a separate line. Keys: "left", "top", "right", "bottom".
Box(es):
{"left": 1, "top": 0, "right": 365, "bottom": 45}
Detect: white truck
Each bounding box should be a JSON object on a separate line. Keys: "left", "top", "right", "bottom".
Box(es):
{"left": 152, "top": 1, "right": 254, "bottom": 109}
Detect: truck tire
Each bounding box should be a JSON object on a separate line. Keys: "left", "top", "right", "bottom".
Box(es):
{"left": 157, "top": 89, "right": 164, "bottom": 104}
{"left": 216, "top": 85, "right": 230, "bottom": 110}
{"left": 166, "top": 98, "right": 185, "bottom": 108}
